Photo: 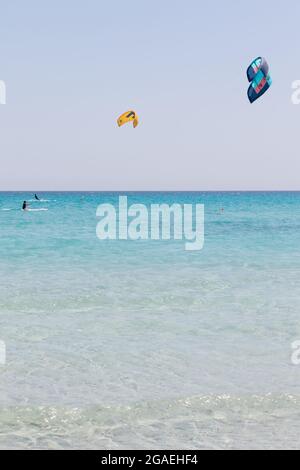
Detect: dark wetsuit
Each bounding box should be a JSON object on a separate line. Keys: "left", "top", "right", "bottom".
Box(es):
{"left": 22, "top": 201, "right": 27, "bottom": 210}
{"left": 35, "top": 194, "right": 40, "bottom": 201}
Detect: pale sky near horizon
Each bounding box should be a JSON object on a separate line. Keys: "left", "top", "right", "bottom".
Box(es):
{"left": 0, "top": 0, "right": 300, "bottom": 191}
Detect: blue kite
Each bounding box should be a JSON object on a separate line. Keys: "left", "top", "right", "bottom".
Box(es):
{"left": 247, "top": 57, "right": 272, "bottom": 103}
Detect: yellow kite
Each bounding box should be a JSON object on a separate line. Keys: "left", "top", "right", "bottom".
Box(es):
{"left": 117, "top": 111, "right": 139, "bottom": 128}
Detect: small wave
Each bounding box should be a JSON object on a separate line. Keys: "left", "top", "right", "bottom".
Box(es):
{"left": 26, "top": 208, "right": 48, "bottom": 212}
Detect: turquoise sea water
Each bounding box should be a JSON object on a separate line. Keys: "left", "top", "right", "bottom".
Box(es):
{"left": 1, "top": 192, "right": 300, "bottom": 449}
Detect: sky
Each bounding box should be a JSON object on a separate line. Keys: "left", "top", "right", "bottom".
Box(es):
{"left": 0, "top": 0, "right": 300, "bottom": 191}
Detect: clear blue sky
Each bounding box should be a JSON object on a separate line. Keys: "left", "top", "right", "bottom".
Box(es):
{"left": 0, "top": 0, "right": 300, "bottom": 190}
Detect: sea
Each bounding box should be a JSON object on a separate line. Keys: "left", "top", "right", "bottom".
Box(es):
{"left": 0, "top": 191, "right": 300, "bottom": 450}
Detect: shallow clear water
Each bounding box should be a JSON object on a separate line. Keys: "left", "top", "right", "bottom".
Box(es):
{"left": 0, "top": 192, "right": 300, "bottom": 449}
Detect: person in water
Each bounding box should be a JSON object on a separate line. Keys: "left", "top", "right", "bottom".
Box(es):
{"left": 34, "top": 194, "right": 40, "bottom": 201}
{"left": 22, "top": 201, "right": 28, "bottom": 211}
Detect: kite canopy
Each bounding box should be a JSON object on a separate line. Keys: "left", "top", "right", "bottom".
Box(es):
{"left": 117, "top": 111, "right": 139, "bottom": 128}
{"left": 247, "top": 57, "right": 272, "bottom": 103}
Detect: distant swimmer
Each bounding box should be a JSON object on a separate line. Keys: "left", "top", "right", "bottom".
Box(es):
{"left": 34, "top": 194, "right": 40, "bottom": 201}
{"left": 22, "top": 201, "right": 28, "bottom": 211}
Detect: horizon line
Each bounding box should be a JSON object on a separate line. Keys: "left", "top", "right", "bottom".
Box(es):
{"left": 1, "top": 190, "right": 300, "bottom": 193}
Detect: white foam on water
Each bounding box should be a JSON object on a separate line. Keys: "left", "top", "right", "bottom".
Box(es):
{"left": 26, "top": 208, "right": 48, "bottom": 212}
